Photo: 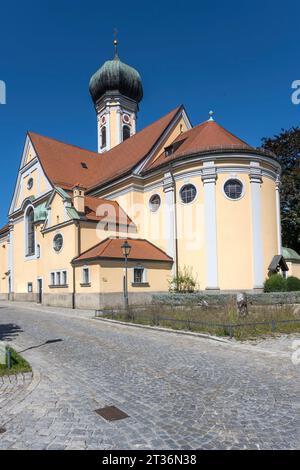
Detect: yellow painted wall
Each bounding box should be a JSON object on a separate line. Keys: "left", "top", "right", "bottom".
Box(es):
{"left": 99, "top": 260, "right": 172, "bottom": 293}
{"left": 216, "top": 173, "right": 253, "bottom": 289}
{"left": 47, "top": 193, "right": 67, "bottom": 227}
{"left": 0, "top": 235, "right": 9, "bottom": 294}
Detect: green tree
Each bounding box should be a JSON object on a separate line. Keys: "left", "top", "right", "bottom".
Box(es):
{"left": 262, "top": 127, "right": 300, "bottom": 253}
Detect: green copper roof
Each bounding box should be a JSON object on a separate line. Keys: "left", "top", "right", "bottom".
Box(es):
{"left": 282, "top": 247, "right": 300, "bottom": 261}
{"left": 66, "top": 207, "right": 80, "bottom": 220}
{"left": 89, "top": 56, "right": 143, "bottom": 104}
{"left": 55, "top": 186, "right": 71, "bottom": 201}
{"left": 34, "top": 202, "right": 47, "bottom": 222}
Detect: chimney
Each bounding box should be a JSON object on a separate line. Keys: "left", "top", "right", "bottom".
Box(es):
{"left": 73, "top": 184, "right": 86, "bottom": 214}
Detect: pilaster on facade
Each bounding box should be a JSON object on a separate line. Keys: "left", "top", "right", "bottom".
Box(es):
{"left": 275, "top": 174, "right": 282, "bottom": 255}
{"left": 163, "top": 172, "right": 176, "bottom": 267}
{"left": 8, "top": 224, "right": 14, "bottom": 295}
{"left": 201, "top": 162, "right": 219, "bottom": 290}
{"left": 249, "top": 162, "right": 264, "bottom": 289}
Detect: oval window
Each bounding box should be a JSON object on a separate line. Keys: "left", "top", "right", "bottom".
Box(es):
{"left": 149, "top": 194, "right": 161, "bottom": 212}
{"left": 27, "top": 178, "right": 33, "bottom": 190}
{"left": 53, "top": 233, "right": 63, "bottom": 252}
{"left": 180, "top": 184, "right": 197, "bottom": 204}
{"left": 224, "top": 179, "right": 243, "bottom": 200}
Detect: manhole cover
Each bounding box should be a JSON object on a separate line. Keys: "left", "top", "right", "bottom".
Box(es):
{"left": 95, "top": 406, "right": 129, "bottom": 421}
{"left": 0, "top": 427, "right": 6, "bottom": 434}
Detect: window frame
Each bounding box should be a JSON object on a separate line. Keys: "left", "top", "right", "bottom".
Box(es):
{"left": 179, "top": 183, "right": 197, "bottom": 204}
{"left": 81, "top": 266, "right": 90, "bottom": 286}
{"left": 149, "top": 194, "right": 161, "bottom": 212}
{"left": 132, "top": 266, "right": 148, "bottom": 286}
{"left": 25, "top": 206, "right": 35, "bottom": 257}
{"left": 223, "top": 178, "right": 244, "bottom": 201}
{"left": 101, "top": 126, "right": 107, "bottom": 149}
{"left": 49, "top": 269, "right": 68, "bottom": 287}
{"left": 53, "top": 233, "right": 63, "bottom": 253}
{"left": 122, "top": 125, "right": 131, "bottom": 142}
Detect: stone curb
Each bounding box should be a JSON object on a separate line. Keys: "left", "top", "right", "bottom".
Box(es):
{"left": 94, "top": 315, "right": 231, "bottom": 344}
{"left": 93, "top": 316, "right": 291, "bottom": 358}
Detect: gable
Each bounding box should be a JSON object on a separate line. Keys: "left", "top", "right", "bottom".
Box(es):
{"left": 9, "top": 135, "right": 53, "bottom": 216}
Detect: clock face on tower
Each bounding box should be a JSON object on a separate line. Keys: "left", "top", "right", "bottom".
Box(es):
{"left": 122, "top": 114, "right": 130, "bottom": 124}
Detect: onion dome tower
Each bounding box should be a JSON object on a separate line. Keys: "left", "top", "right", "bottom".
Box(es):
{"left": 89, "top": 37, "right": 143, "bottom": 153}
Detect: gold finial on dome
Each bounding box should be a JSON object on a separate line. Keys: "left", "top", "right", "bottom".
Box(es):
{"left": 113, "top": 27, "right": 118, "bottom": 59}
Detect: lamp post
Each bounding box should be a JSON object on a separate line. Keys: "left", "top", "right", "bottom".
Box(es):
{"left": 121, "top": 240, "right": 131, "bottom": 309}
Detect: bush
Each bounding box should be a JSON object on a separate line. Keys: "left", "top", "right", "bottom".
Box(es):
{"left": 286, "top": 276, "right": 300, "bottom": 291}
{"left": 264, "top": 274, "right": 287, "bottom": 292}
{"left": 169, "top": 266, "right": 197, "bottom": 293}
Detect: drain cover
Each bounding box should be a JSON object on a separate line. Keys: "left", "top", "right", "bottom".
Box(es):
{"left": 95, "top": 405, "right": 129, "bottom": 421}
{"left": 0, "top": 427, "right": 6, "bottom": 434}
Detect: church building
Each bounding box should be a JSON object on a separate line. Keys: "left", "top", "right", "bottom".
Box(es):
{"left": 0, "top": 41, "right": 297, "bottom": 309}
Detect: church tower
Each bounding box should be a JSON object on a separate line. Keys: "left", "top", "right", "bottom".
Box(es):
{"left": 89, "top": 38, "right": 143, "bottom": 153}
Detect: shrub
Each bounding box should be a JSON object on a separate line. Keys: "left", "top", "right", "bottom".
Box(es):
{"left": 264, "top": 274, "right": 287, "bottom": 292}
{"left": 286, "top": 276, "right": 300, "bottom": 291}
{"left": 169, "top": 266, "right": 197, "bottom": 293}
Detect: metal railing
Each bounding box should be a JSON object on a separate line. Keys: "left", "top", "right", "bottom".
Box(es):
{"left": 95, "top": 308, "right": 300, "bottom": 338}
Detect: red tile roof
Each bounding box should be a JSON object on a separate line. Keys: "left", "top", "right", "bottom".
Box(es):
{"left": 29, "top": 106, "right": 182, "bottom": 191}
{"left": 83, "top": 195, "right": 135, "bottom": 227}
{"left": 143, "top": 120, "right": 253, "bottom": 172}
{"left": 73, "top": 237, "right": 173, "bottom": 263}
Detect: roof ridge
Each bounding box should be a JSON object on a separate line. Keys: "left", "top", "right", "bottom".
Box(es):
{"left": 28, "top": 105, "right": 183, "bottom": 159}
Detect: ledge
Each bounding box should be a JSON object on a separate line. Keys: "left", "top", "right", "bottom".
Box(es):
{"left": 48, "top": 284, "right": 69, "bottom": 289}
{"left": 131, "top": 282, "right": 150, "bottom": 288}
{"left": 80, "top": 283, "right": 91, "bottom": 287}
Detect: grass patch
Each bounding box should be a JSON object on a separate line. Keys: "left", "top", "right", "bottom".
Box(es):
{"left": 98, "top": 302, "right": 300, "bottom": 341}
{"left": 0, "top": 347, "right": 31, "bottom": 377}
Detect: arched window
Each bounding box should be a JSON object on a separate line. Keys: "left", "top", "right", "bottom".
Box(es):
{"left": 122, "top": 125, "right": 131, "bottom": 141}
{"left": 26, "top": 207, "right": 35, "bottom": 256}
{"left": 101, "top": 126, "right": 106, "bottom": 148}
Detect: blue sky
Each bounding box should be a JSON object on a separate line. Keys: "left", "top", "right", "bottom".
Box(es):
{"left": 0, "top": 0, "right": 299, "bottom": 226}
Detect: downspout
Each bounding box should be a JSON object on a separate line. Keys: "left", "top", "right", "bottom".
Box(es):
{"left": 72, "top": 220, "right": 81, "bottom": 309}
{"left": 169, "top": 164, "right": 179, "bottom": 290}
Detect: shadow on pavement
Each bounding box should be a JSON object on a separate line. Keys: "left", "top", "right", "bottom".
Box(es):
{"left": 18, "top": 339, "right": 63, "bottom": 353}
{"left": 0, "top": 323, "right": 23, "bottom": 342}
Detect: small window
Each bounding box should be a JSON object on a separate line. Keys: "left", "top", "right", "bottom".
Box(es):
{"left": 224, "top": 179, "right": 243, "bottom": 200}
{"left": 81, "top": 162, "right": 88, "bottom": 169}
{"left": 180, "top": 184, "right": 197, "bottom": 204}
{"left": 57, "top": 271, "right": 61, "bottom": 285}
{"left": 37, "top": 244, "right": 41, "bottom": 258}
{"left": 122, "top": 125, "right": 131, "bottom": 141}
{"left": 149, "top": 194, "right": 161, "bottom": 212}
{"left": 27, "top": 282, "right": 33, "bottom": 293}
{"left": 51, "top": 272, "right": 55, "bottom": 285}
{"left": 27, "top": 178, "right": 33, "bottom": 190}
{"left": 62, "top": 271, "right": 67, "bottom": 285}
{"left": 101, "top": 126, "right": 106, "bottom": 148}
{"left": 134, "top": 267, "right": 144, "bottom": 284}
{"left": 82, "top": 267, "right": 90, "bottom": 284}
{"left": 53, "top": 233, "right": 63, "bottom": 252}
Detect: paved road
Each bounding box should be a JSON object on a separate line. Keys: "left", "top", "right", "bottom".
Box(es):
{"left": 0, "top": 303, "right": 299, "bottom": 450}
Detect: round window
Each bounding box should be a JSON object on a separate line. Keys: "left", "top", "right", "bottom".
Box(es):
{"left": 224, "top": 179, "right": 243, "bottom": 200}
{"left": 27, "top": 178, "right": 33, "bottom": 190}
{"left": 180, "top": 184, "right": 197, "bottom": 204}
{"left": 53, "top": 234, "right": 63, "bottom": 252}
{"left": 149, "top": 194, "right": 161, "bottom": 212}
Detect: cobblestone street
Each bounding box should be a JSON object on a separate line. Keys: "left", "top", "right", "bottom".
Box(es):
{"left": 0, "top": 302, "right": 299, "bottom": 450}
